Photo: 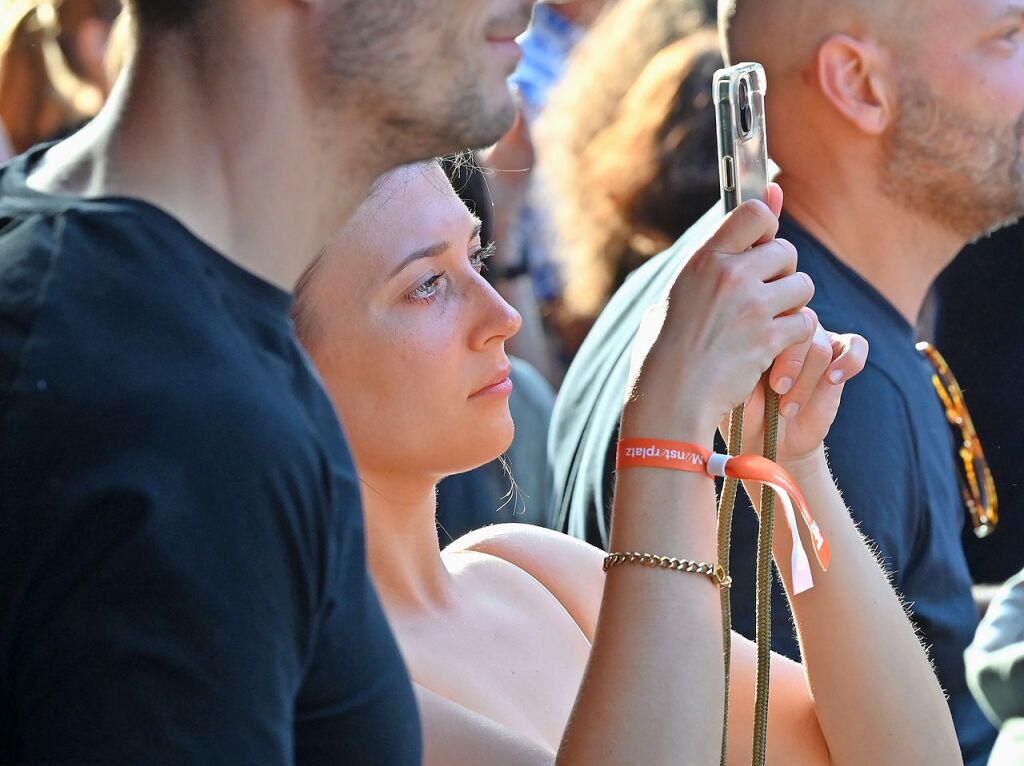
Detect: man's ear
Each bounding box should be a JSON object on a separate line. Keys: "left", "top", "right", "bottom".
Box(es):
{"left": 815, "top": 34, "right": 897, "bottom": 135}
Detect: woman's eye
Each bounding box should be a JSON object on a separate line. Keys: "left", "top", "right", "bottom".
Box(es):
{"left": 470, "top": 242, "right": 497, "bottom": 272}
{"left": 406, "top": 243, "right": 495, "bottom": 303}
{"left": 410, "top": 273, "right": 444, "bottom": 301}
{"left": 1000, "top": 25, "right": 1021, "bottom": 43}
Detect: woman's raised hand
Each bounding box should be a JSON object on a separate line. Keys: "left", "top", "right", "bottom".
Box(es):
{"left": 622, "top": 184, "right": 817, "bottom": 442}
{"left": 737, "top": 318, "right": 868, "bottom": 469}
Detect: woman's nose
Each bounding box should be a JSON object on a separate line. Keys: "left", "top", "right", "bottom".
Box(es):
{"left": 469, "top": 278, "right": 523, "bottom": 349}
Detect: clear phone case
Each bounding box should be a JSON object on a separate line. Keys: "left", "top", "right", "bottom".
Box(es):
{"left": 714, "top": 62, "right": 769, "bottom": 213}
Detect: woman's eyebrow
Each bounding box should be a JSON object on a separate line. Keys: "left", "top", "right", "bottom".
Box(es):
{"left": 388, "top": 240, "right": 452, "bottom": 278}
{"left": 388, "top": 219, "right": 485, "bottom": 278}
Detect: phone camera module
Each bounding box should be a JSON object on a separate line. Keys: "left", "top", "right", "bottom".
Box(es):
{"left": 738, "top": 78, "right": 753, "bottom": 135}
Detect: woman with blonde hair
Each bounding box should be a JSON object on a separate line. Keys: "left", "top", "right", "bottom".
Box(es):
{"left": 291, "top": 159, "right": 961, "bottom": 764}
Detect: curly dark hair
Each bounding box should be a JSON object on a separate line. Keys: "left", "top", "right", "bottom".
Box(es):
{"left": 537, "top": 9, "right": 722, "bottom": 321}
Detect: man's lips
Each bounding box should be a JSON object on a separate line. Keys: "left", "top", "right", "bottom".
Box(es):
{"left": 485, "top": 34, "right": 524, "bottom": 62}
{"left": 485, "top": 33, "right": 523, "bottom": 44}
{"left": 470, "top": 364, "right": 514, "bottom": 398}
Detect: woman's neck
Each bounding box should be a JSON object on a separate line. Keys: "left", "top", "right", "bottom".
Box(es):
{"left": 359, "top": 469, "right": 456, "bottom": 616}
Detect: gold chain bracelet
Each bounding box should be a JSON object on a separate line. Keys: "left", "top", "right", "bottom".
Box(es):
{"left": 603, "top": 551, "right": 732, "bottom": 588}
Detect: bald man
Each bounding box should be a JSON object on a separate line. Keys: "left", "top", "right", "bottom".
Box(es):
{"left": 551, "top": 1, "right": 1024, "bottom": 763}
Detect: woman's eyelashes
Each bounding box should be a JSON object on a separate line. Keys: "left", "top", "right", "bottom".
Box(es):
{"left": 407, "top": 243, "right": 498, "bottom": 304}
{"left": 993, "top": 23, "right": 1023, "bottom": 50}
{"left": 409, "top": 272, "right": 446, "bottom": 302}
{"left": 470, "top": 242, "right": 497, "bottom": 272}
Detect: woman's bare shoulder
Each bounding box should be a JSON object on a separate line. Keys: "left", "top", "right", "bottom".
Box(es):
{"left": 445, "top": 524, "right": 605, "bottom": 641}
{"left": 445, "top": 523, "right": 605, "bottom": 571}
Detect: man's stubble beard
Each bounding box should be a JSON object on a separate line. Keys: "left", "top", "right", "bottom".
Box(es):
{"left": 316, "top": 1, "right": 516, "bottom": 168}
{"left": 376, "top": 62, "right": 516, "bottom": 160}
{"left": 881, "top": 73, "right": 1024, "bottom": 242}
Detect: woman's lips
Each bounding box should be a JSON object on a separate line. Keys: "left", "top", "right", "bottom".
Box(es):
{"left": 470, "top": 366, "right": 514, "bottom": 399}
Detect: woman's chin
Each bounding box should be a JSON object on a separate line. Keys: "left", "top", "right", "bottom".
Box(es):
{"left": 443, "top": 418, "right": 516, "bottom": 476}
{"left": 495, "top": 420, "right": 516, "bottom": 458}
{"left": 495, "top": 412, "right": 516, "bottom": 453}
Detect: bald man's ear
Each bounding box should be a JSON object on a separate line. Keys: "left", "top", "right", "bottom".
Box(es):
{"left": 816, "top": 34, "right": 896, "bottom": 136}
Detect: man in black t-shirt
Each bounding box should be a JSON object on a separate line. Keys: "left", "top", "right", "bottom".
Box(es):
{"left": 551, "top": 2, "right": 1024, "bottom": 764}
{"left": 0, "top": 0, "right": 534, "bottom": 762}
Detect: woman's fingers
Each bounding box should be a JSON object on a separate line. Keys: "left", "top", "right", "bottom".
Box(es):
{"left": 754, "top": 183, "right": 784, "bottom": 245}
{"left": 768, "top": 306, "right": 815, "bottom": 397}
{"left": 737, "top": 238, "right": 800, "bottom": 282}
{"left": 766, "top": 307, "right": 816, "bottom": 392}
{"left": 766, "top": 182, "right": 784, "bottom": 217}
{"left": 639, "top": 188, "right": 821, "bottom": 425}
{"left": 774, "top": 330, "right": 870, "bottom": 460}
{"left": 825, "top": 332, "right": 869, "bottom": 385}
{"left": 704, "top": 198, "right": 780, "bottom": 255}
{"left": 773, "top": 328, "right": 868, "bottom": 412}
{"left": 765, "top": 308, "right": 816, "bottom": 364}
{"left": 777, "top": 324, "right": 833, "bottom": 418}
{"left": 761, "top": 270, "right": 814, "bottom": 318}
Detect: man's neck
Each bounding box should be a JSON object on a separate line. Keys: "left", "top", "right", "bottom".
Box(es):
{"left": 777, "top": 169, "right": 964, "bottom": 326}
{"left": 26, "top": 46, "right": 380, "bottom": 292}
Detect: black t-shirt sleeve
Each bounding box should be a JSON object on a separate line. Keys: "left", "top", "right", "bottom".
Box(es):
{"left": 9, "top": 458, "right": 327, "bottom": 764}
{"left": 294, "top": 456, "right": 422, "bottom": 766}
{"left": 9, "top": 444, "right": 419, "bottom": 766}
{"left": 822, "top": 364, "right": 922, "bottom": 580}
{"left": 0, "top": 182, "right": 420, "bottom": 765}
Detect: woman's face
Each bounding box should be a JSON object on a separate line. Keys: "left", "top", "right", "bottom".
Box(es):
{"left": 300, "top": 162, "right": 522, "bottom": 482}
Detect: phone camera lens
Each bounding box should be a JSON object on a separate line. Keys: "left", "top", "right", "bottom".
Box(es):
{"left": 740, "top": 104, "right": 752, "bottom": 134}
{"left": 737, "top": 78, "right": 753, "bottom": 135}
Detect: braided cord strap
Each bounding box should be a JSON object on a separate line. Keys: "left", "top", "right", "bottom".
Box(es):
{"left": 751, "top": 389, "right": 781, "bottom": 766}
{"left": 603, "top": 552, "right": 732, "bottom": 587}
{"left": 717, "top": 404, "right": 744, "bottom": 766}
{"left": 717, "top": 389, "right": 780, "bottom": 766}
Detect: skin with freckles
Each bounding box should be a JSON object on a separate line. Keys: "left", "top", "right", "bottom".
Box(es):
{"left": 296, "top": 169, "right": 960, "bottom": 765}
{"left": 299, "top": 163, "right": 523, "bottom": 486}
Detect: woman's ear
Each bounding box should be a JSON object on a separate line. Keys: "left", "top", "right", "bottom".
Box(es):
{"left": 815, "top": 34, "right": 898, "bottom": 136}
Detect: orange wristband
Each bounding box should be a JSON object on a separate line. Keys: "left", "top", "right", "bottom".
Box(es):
{"left": 617, "top": 438, "right": 831, "bottom": 593}
{"left": 617, "top": 439, "right": 713, "bottom": 474}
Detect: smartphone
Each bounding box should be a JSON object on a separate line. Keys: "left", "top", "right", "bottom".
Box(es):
{"left": 714, "top": 62, "right": 769, "bottom": 213}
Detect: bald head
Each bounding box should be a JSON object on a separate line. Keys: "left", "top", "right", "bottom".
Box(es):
{"left": 718, "top": 0, "right": 919, "bottom": 73}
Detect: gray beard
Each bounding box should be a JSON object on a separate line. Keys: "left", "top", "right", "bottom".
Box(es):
{"left": 881, "top": 76, "right": 1024, "bottom": 241}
